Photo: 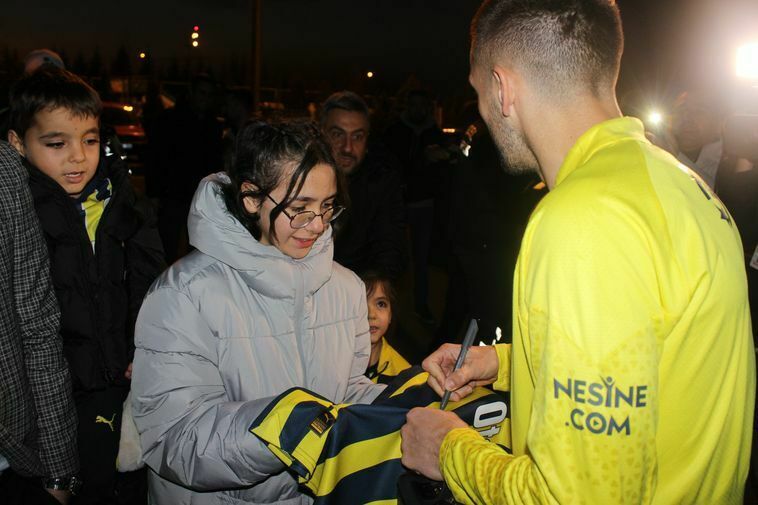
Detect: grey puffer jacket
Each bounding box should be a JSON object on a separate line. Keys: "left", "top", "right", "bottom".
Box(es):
{"left": 131, "top": 173, "right": 384, "bottom": 504}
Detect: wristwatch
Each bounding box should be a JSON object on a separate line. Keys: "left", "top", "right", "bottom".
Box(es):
{"left": 43, "top": 476, "right": 83, "bottom": 495}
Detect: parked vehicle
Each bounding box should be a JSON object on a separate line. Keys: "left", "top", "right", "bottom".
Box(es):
{"left": 101, "top": 102, "right": 147, "bottom": 174}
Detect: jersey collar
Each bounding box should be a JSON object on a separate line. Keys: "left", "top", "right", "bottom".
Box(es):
{"left": 555, "top": 117, "right": 648, "bottom": 188}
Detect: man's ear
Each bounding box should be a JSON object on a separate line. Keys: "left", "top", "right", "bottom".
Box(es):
{"left": 241, "top": 181, "right": 261, "bottom": 214}
{"left": 7, "top": 130, "right": 25, "bottom": 156}
{"left": 492, "top": 65, "right": 516, "bottom": 118}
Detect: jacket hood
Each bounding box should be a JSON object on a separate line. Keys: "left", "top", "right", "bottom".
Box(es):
{"left": 188, "top": 172, "right": 334, "bottom": 298}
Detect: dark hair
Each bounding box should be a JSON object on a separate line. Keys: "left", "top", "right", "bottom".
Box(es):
{"left": 9, "top": 67, "right": 101, "bottom": 137}
{"left": 361, "top": 271, "right": 396, "bottom": 306}
{"left": 221, "top": 120, "right": 347, "bottom": 242}
{"left": 319, "top": 90, "right": 370, "bottom": 128}
{"left": 360, "top": 270, "right": 397, "bottom": 336}
{"left": 471, "top": 0, "right": 623, "bottom": 96}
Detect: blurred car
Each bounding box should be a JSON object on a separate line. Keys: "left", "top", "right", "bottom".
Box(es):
{"left": 101, "top": 102, "right": 147, "bottom": 174}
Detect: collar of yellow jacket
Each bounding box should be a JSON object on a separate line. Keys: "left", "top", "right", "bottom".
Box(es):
{"left": 555, "top": 116, "right": 647, "bottom": 187}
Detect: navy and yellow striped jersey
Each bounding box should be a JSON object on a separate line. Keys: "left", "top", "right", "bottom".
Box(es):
{"left": 250, "top": 367, "right": 511, "bottom": 504}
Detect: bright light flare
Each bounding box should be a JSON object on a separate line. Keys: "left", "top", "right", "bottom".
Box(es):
{"left": 123, "top": 105, "right": 134, "bottom": 112}
{"left": 737, "top": 42, "right": 758, "bottom": 80}
{"left": 193, "top": 25, "right": 200, "bottom": 32}
{"left": 192, "top": 40, "right": 199, "bottom": 48}
{"left": 366, "top": 71, "right": 374, "bottom": 78}
{"left": 648, "top": 111, "right": 663, "bottom": 126}
{"left": 191, "top": 32, "right": 199, "bottom": 40}
{"left": 139, "top": 52, "right": 146, "bottom": 59}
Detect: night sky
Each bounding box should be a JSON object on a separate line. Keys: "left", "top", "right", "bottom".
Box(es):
{"left": 3, "top": 0, "right": 758, "bottom": 109}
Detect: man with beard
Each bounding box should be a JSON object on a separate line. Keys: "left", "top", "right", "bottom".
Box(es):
{"left": 320, "top": 91, "right": 406, "bottom": 278}
{"left": 400, "top": 1, "right": 755, "bottom": 503}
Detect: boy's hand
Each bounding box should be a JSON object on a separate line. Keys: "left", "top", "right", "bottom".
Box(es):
{"left": 423, "top": 344, "right": 499, "bottom": 402}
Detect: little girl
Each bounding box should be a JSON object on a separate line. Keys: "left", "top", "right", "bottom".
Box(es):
{"left": 361, "top": 271, "right": 411, "bottom": 383}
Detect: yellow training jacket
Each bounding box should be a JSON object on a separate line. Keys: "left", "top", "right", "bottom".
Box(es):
{"left": 440, "top": 117, "right": 755, "bottom": 505}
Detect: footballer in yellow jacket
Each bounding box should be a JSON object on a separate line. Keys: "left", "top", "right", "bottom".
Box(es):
{"left": 435, "top": 117, "right": 755, "bottom": 505}
{"left": 401, "top": 1, "right": 755, "bottom": 504}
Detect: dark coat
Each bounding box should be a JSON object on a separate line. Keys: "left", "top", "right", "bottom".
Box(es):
{"left": 28, "top": 155, "right": 165, "bottom": 391}
{"left": 145, "top": 102, "right": 224, "bottom": 202}
{"left": 333, "top": 149, "right": 407, "bottom": 279}
{"left": 383, "top": 118, "right": 447, "bottom": 203}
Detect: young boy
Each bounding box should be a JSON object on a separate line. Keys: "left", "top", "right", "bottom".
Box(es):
{"left": 8, "top": 67, "right": 164, "bottom": 504}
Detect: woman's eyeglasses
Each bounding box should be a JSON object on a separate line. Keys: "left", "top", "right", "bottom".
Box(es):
{"left": 266, "top": 195, "right": 345, "bottom": 229}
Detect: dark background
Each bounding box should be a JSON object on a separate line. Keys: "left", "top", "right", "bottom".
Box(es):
{"left": 2, "top": 0, "right": 758, "bottom": 115}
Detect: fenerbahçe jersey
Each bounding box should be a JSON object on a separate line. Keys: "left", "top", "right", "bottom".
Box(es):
{"left": 250, "top": 366, "right": 511, "bottom": 504}
{"left": 440, "top": 117, "right": 755, "bottom": 504}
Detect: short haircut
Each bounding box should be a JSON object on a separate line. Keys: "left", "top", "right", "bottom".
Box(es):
{"left": 319, "top": 91, "right": 370, "bottom": 127}
{"left": 471, "top": 0, "right": 623, "bottom": 96}
{"left": 9, "top": 67, "right": 101, "bottom": 138}
{"left": 221, "top": 120, "right": 347, "bottom": 241}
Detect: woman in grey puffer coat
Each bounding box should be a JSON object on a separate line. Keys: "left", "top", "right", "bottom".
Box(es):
{"left": 130, "top": 122, "right": 385, "bottom": 504}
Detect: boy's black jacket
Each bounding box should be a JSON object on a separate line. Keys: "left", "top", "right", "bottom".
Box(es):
{"left": 26, "top": 154, "right": 165, "bottom": 391}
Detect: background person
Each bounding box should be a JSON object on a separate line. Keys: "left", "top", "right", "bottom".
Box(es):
{"left": 384, "top": 89, "right": 449, "bottom": 323}
{"left": 0, "top": 141, "right": 79, "bottom": 504}
{"left": 222, "top": 87, "right": 255, "bottom": 173}
{"left": 401, "top": 1, "right": 755, "bottom": 503}
{"left": 0, "top": 48, "right": 66, "bottom": 142}
{"left": 668, "top": 89, "right": 726, "bottom": 189}
{"left": 146, "top": 74, "right": 224, "bottom": 263}
{"left": 320, "top": 91, "right": 407, "bottom": 279}
{"left": 434, "top": 110, "right": 545, "bottom": 350}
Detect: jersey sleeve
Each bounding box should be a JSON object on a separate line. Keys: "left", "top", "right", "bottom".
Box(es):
{"left": 440, "top": 189, "right": 663, "bottom": 504}
{"left": 492, "top": 344, "right": 512, "bottom": 392}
